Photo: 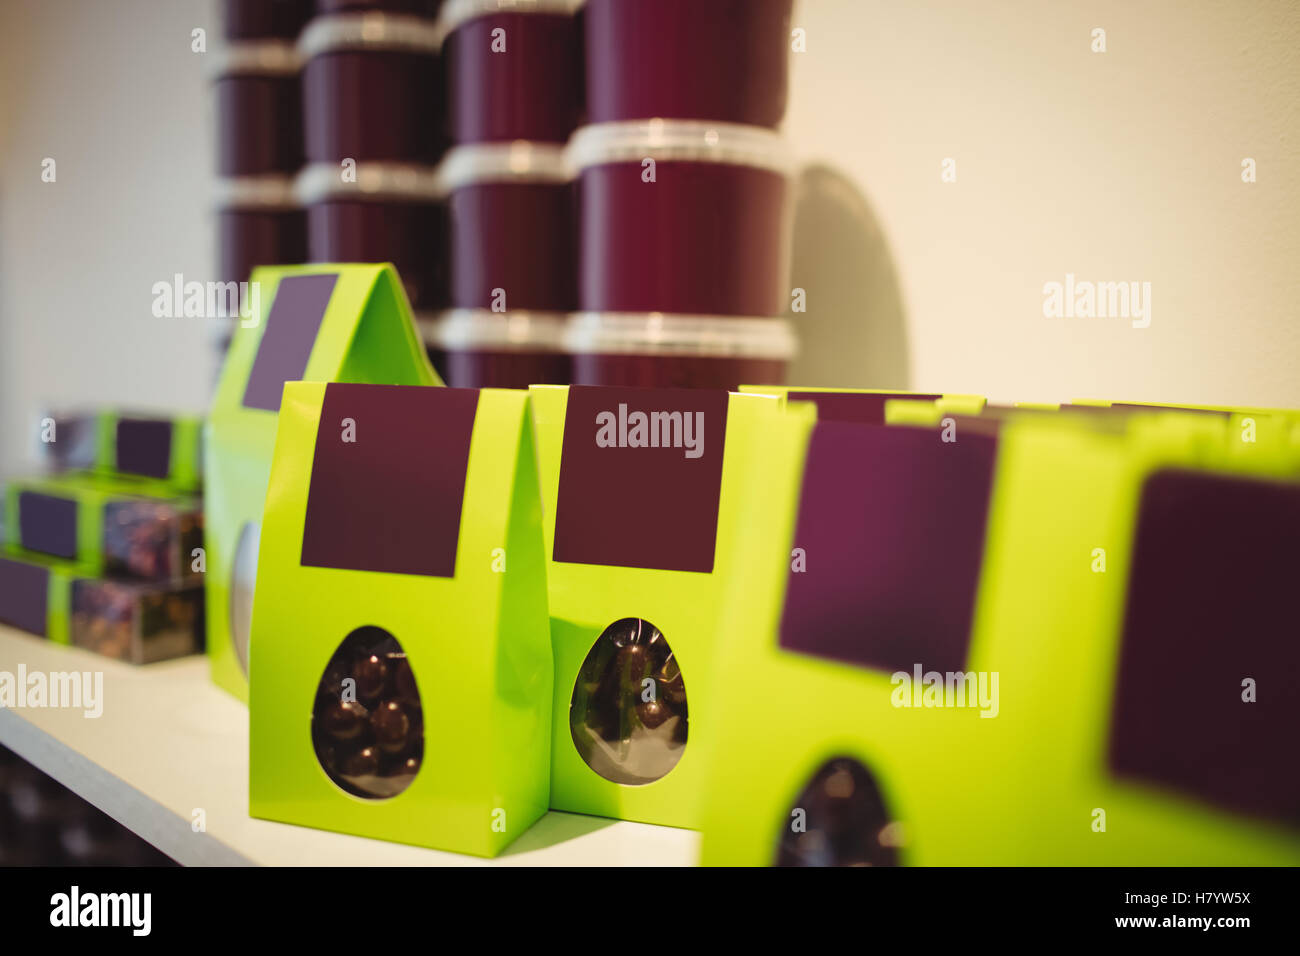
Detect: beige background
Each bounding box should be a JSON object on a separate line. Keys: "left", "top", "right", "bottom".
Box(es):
{"left": 2, "top": 0, "right": 1298, "bottom": 477}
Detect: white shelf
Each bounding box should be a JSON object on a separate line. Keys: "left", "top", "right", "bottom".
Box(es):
{"left": 0, "top": 626, "right": 698, "bottom": 866}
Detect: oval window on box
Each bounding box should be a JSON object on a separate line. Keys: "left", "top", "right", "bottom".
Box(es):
{"left": 311, "top": 626, "right": 423, "bottom": 800}
{"left": 229, "top": 521, "right": 260, "bottom": 676}
{"left": 776, "top": 757, "right": 903, "bottom": 867}
{"left": 569, "top": 618, "right": 687, "bottom": 785}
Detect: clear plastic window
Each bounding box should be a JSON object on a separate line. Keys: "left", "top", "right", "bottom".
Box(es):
{"left": 776, "top": 757, "right": 902, "bottom": 867}
{"left": 229, "top": 521, "right": 259, "bottom": 676}
{"left": 311, "top": 626, "right": 423, "bottom": 800}
{"left": 569, "top": 618, "right": 687, "bottom": 786}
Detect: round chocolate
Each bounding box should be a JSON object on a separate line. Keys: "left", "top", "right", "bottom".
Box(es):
{"left": 311, "top": 626, "right": 424, "bottom": 799}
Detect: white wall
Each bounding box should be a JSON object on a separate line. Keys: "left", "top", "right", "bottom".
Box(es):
{"left": 1, "top": 0, "right": 1297, "bottom": 484}
{"left": 786, "top": 0, "right": 1300, "bottom": 406}
{"left": 0, "top": 0, "right": 216, "bottom": 479}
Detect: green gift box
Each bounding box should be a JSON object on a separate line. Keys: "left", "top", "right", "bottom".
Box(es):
{"left": 0, "top": 548, "right": 202, "bottom": 664}
{"left": 529, "top": 384, "right": 783, "bottom": 829}
{"left": 0, "top": 548, "right": 85, "bottom": 645}
{"left": 248, "top": 381, "right": 551, "bottom": 856}
{"left": 698, "top": 404, "right": 1300, "bottom": 865}
{"left": 205, "top": 263, "right": 440, "bottom": 701}
{"left": 39, "top": 411, "right": 204, "bottom": 489}
{"left": 4, "top": 472, "right": 203, "bottom": 583}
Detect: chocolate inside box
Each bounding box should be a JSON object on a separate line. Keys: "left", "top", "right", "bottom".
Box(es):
{"left": 71, "top": 579, "right": 205, "bottom": 664}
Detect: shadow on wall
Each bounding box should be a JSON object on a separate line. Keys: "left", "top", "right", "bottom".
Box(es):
{"left": 787, "top": 164, "right": 910, "bottom": 389}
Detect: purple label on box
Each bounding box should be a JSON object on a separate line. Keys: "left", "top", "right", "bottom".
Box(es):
{"left": 115, "top": 417, "right": 173, "bottom": 479}
{"left": 242, "top": 273, "right": 337, "bottom": 412}
{"left": 1109, "top": 469, "right": 1299, "bottom": 825}
{"left": 18, "top": 492, "right": 78, "bottom": 560}
{"left": 0, "top": 557, "right": 50, "bottom": 637}
{"left": 300, "top": 383, "right": 479, "bottom": 578}
{"left": 779, "top": 421, "right": 998, "bottom": 674}
{"left": 553, "top": 386, "right": 729, "bottom": 573}
{"left": 788, "top": 391, "right": 942, "bottom": 426}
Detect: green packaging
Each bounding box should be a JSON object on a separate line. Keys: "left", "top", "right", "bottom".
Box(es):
{"left": 698, "top": 403, "right": 1300, "bottom": 865}
{"left": 529, "top": 384, "right": 784, "bottom": 829}
{"left": 205, "top": 263, "right": 440, "bottom": 701}
{"left": 249, "top": 382, "right": 551, "bottom": 856}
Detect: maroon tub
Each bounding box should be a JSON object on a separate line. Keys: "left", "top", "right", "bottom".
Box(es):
{"left": 298, "top": 162, "right": 446, "bottom": 312}
{"left": 564, "top": 312, "right": 796, "bottom": 389}
{"left": 441, "top": 142, "right": 575, "bottom": 312}
{"left": 216, "top": 176, "right": 307, "bottom": 286}
{"left": 300, "top": 11, "right": 445, "bottom": 164}
{"left": 572, "top": 120, "right": 795, "bottom": 317}
{"left": 223, "top": 0, "right": 313, "bottom": 40}
{"left": 441, "top": 0, "right": 581, "bottom": 144}
{"left": 420, "top": 310, "right": 570, "bottom": 388}
{"left": 314, "top": 0, "right": 444, "bottom": 15}
{"left": 584, "top": 0, "right": 793, "bottom": 129}
{"left": 212, "top": 42, "right": 303, "bottom": 177}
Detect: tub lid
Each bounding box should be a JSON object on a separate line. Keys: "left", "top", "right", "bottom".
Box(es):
{"left": 420, "top": 309, "right": 568, "bottom": 350}
{"left": 564, "top": 312, "right": 798, "bottom": 359}
{"left": 567, "top": 120, "right": 796, "bottom": 176}
{"left": 214, "top": 174, "right": 300, "bottom": 210}
{"left": 439, "top": 0, "right": 581, "bottom": 34}
{"left": 209, "top": 40, "right": 302, "bottom": 79}
{"left": 437, "top": 142, "right": 572, "bottom": 190}
{"left": 296, "top": 162, "right": 445, "bottom": 203}
{"left": 299, "top": 11, "right": 446, "bottom": 58}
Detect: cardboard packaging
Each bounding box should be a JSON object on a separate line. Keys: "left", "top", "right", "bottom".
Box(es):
{"left": 529, "top": 384, "right": 782, "bottom": 828}
{"left": 205, "top": 263, "right": 440, "bottom": 701}
{"left": 69, "top": 578, "right": 205, "bottom": 664}
{"left": 0, "top": 550, "right": 85, "bottom": 644}
{"left": 249, "top": 382, "right": 551, "bottom": 856}
{"left": 697, "top": 401, "right": 1300, "bottom": 865}
{"left": 39, "top": 411, "right": 204, "bottom": 490}
{"left": 4, "top": 473, "right": 203, "bottom": 584}
{"left": 0, "top": 548, "right": 203, "bottom": 664}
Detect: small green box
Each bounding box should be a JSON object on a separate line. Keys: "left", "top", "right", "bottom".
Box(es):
{"left": 205, "top": 263, "right": 440, "bottom": 702}
{"left": 39, "top": 411, "right": 204, "bottom": 490}
{"left": 0, "top": 547, "right": 85, "bottom": 645}
{"left": 4, "top": 472, "right": 202, "bottom": 583}
{"left": 698, "top": 405, "right": 1300, "bottom": 865}
{"left": 529, "top": 384, "right": 784, "bottom": 829}
{"left": 249, "top": 382, "right": 551, "bottom": 856}
{"left": 0, "top": 547, "right": 202, "bottom": 664}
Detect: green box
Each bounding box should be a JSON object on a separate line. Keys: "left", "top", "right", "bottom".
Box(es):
{"left": 249, "top": 382, "right": 551, "bottom": 857}
{"left": 529, "top": 384, "right": 783, "bottom": 829}
{"left": 0, "top": 548, "right": 201, "bottom": 664}
{"left": 0, "top": 547, "right": 84, "bottom": 645}
{"left": 698, "top": 405, "right": 1300, "bottom": 865}
{"left": 4, "top": 472, "right": 202, "bottom": 583}
{"left": 205, "top": 264, "right": 440, "bottom": 702}
{"left": 39, "top": 411, "right": 204, "bottom": 490}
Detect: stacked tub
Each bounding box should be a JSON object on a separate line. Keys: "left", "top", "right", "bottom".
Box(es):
{"left": 296, "top": 1, "right": 449, "bottom": 322}
{"left": 213, "top": 0, "right": 312, "bottom": 355}
{"left": 565, "top": 0, "right": 798, "bottom": 388}
{"left": 426, "top": 0, "right": 581, "bottom": 387}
